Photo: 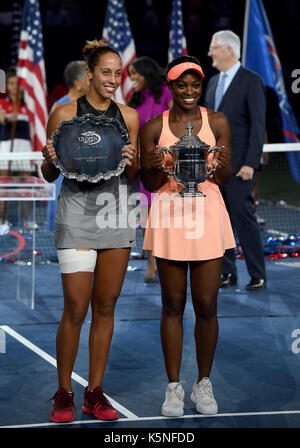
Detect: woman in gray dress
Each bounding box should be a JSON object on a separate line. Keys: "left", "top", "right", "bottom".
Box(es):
{"left": 41, "top": 40, "right": 139, "bottom": 423}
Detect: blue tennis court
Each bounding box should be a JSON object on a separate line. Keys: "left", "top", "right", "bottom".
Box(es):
{"left": 1, "top": 255, "right": 300, "bottom": 430}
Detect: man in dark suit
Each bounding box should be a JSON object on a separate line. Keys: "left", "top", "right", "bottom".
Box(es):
{"left": 205, "top": 30, "right": 266, "bottom": 290}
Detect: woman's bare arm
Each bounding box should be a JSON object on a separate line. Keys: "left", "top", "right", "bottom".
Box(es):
{"left": 41, "top": 101, "right": 76, "bottom": 182}
{"left": 207, "top": 110, "right": 233, "bottom": 185}
{"left": 119, "top": 104, "right": 140, "bottom": 185}
{"left": 140, "top": 115, "right": 167, "bottom": 192}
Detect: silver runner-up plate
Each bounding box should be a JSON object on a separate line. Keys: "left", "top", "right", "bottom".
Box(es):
{"left": 51, "top": 114, "right": 131, "bottom": 183}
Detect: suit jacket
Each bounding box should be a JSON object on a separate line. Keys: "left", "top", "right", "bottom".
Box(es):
{"left": 204, "top": 66, "right": 266, "bottom": 173}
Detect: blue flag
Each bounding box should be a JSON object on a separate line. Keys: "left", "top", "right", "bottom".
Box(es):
{"left": 244, "top": 0, "right": 300, "bottom": 182}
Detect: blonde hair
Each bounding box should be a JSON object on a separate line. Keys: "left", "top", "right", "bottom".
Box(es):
{"left": 82, "top": 39, "right": 121, "bottom": 71}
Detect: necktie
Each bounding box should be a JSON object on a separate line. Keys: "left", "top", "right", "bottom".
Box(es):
{"left": 214, "top": 73, "right": 227, "bottom": 110}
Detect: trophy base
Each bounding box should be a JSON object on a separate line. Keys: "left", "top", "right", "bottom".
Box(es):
{"left": 176, "top": 181, "right": 206, "bottom": 197}
{"left": 179, "top": 192, "right": 206, "bottom": 197}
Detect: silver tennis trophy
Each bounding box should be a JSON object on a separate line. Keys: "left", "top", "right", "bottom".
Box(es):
{"left": 158, "top": 121, "right": 221, "bottom": 197}
{"left": 51, "top": 114, "right": 131, "bottom": 183}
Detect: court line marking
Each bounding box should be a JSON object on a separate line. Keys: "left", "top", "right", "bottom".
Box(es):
{"left": 2, "top": 409, "right": 300, "bottom": 428}
{"left": 0, "top": 230, "right": 25, "bottom": 258}
{"left": 0, "top": 325, "right": 137, "bottom": 419}
{"left": 2, "top": 325, "right": 300, "bottom": 428}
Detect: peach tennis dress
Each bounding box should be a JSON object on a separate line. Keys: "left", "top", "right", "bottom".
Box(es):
{"left": 143, "top": 108, "right": 236, "bottom": 261}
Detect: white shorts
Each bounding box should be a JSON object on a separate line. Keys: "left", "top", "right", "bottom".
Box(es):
{"left": 57, "top": 248, "right": 98, "bottom": 274}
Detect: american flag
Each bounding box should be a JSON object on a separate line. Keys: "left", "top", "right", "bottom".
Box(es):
{"left": 168, "top": 0, "right": 188, "bottom": 62}
{"left": 102, "top": 0, "right": 136, "bottom": 104}
{"left": 17, "top": 0, "right": 48, "bottom": 151}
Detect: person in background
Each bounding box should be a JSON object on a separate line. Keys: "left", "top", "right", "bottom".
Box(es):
{"left": 0, "top": 67, "right": 33, "bottom": 177}
{"left": 141, "top": 55, "right": 235, "bottom": 417}
{"left": 128, "top": 56, "right": 172, "bottom": 282}
{"left": 50, "top": 61, "right": 88, "bottom": 113}
{"left": 0, "top": 66, "right": 33, "bottom": 228}
{"left": 205, "top": 30, "right": 267, "bottom": 291}
{"left": 47, "top": 60, "right": 89, "bottom": 231}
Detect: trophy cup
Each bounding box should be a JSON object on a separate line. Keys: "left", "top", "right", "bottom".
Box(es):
{"left": 158, "top": 121, "right": 221, "bottom": 197}
{"left": 51, "top": 114, "right": 131, "bottom": 183}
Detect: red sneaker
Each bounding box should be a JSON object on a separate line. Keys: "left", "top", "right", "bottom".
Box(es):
{"left": 82, "top": 386, "right": 119, "bottom": 420}
{"left": 50, "top": 388, "right": 75, "bottom": 423}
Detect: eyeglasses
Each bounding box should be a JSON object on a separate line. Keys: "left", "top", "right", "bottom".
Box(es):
{"left": 209, "top": 45, "right": 227, "bottom": 52}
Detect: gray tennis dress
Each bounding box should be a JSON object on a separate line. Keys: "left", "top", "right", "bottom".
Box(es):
{"left": 54, "top": 96, "right": 137, "bottom": 249}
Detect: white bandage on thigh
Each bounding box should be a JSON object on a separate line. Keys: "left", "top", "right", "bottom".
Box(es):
{"left": 57, "top": 248, "right": 97, "bottom": 274}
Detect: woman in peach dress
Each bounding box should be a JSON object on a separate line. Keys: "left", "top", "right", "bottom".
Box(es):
{"left": 140, "top": 55, "right": 235, "bottom": 418}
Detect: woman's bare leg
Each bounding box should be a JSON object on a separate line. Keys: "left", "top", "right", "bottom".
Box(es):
{"left": 88, "top": 248, "right": 131, "bottom": 390}
{"left": 156, "top": 257, "right": 188, "bottom": 382}
{"left": 56, "top": 271, "right": 93, "bottom": 391}
{"left": 189, "top": 257, "right": 222, "bottom": 381}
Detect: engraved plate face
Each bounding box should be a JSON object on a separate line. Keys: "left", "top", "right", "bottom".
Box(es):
{"left": 51, "top": 114, "right": 131, "bottom": 182}
{"left": 174, "top": 147, "right": 207, "bottom": 184}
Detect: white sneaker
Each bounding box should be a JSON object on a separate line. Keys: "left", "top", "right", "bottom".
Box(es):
{"left": 190, "top": 377, "right": 218, "bottom": 414}
{"left": 161, "top": 381, "right": 185, "bottom": 417}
